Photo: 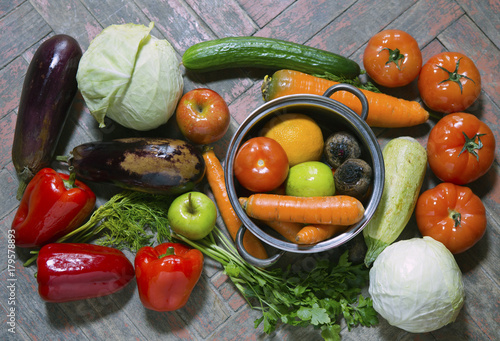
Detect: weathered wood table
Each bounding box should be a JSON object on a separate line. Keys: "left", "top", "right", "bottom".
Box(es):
{"left": 1, "top": 1, "right": 499, "bottom": 340}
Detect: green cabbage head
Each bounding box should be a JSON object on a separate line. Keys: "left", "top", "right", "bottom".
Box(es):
{"left": 76, "top": 22, "right": 183, "bottom": 131}
{"left": 369, "top": 236, "right": 465, "bottom": 333}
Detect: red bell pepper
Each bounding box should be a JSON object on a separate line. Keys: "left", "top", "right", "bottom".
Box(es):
{"left": 11, "top": 168, "right": 96, "bottom": 248}
{"left": 36, "top": 243, "right": 135, "bottom": 302}
{"left": 135, "top": 242, "right": 204, "bottom": 311}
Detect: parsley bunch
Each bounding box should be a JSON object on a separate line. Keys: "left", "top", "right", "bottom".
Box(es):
{"left": 176, "top": 227, "right": 378, "bottom": 340}
{"left": 250, "top": 253, "right": 377, "bottom": 340}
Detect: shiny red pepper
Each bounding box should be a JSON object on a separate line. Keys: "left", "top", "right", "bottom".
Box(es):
{"left": 11, "top": 168, "right": 96, "bottom": 248}
{"left": 36, "top": 243, "right": 135, "bottom": 302}
{"left": 135, "top": 242, "right": 204, "bottom": 311}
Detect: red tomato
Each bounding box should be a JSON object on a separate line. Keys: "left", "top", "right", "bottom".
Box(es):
{"left": 234, "top": 137, "right": 289, "bottom": 192}
{"left": 363, "top": 30, "right": 422, "bottom": 87}
{"left": 427, "top": 112, "right": 495, "bottom": 185}
{"left": 416, "top": 183, "right": 487, "bottom": 254}
{"left": 418, "top": 52, "right": 481, "bottom": 113}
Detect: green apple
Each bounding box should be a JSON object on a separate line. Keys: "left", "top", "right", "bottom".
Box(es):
{"left": 167, "top": 191, "right": 217, "bottom": 240}
{"left": 285, "top": 161, "right": 335, "bottom": 197}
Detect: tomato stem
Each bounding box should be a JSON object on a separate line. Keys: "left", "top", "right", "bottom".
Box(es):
{"left": 381, "top": 47, "right": 405, "bottom": 71}
{"left": 449, "top": 209, "right": 462, "bottom": 228}
{"left": 458, "top": 132, "right": 486, "bottom": 161}
{"left": 437, "top": 58, "right": 475, "bottom": 94}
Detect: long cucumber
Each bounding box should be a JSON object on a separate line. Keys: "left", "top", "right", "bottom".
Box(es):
{"left": 182, "top": 37, "right": 360, "bottom": 78}
{"left": 363, "top": 137, "right": 427, "bottom": 267}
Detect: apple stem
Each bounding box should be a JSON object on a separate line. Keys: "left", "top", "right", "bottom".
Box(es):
{"left": 187, "top": 192, "right": 196, "bottom": 214}
{"left": 159, "top": 246, "right": 176, "bottom": 258}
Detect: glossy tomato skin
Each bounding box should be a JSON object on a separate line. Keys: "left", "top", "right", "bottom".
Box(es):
{"left": 416, "top": 183, "right": 486, "bottom": 254}
{"left": 427, "top": 113, "right": 495, "bottom": 185}
{"left": 418, "top": 52, "right": 481, "bottom": 113}
{"left": 234, "top": 137, "right": 289, "bottom": 193}
{"left": 363, "top": 30, "right": 422, "bottom": 87}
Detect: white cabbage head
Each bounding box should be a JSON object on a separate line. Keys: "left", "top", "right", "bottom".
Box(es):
{"left": 76, "top": 22, "right": 183, "bottom": 131}
{"left": 369, "top": 236, "right": 465, "bottom": 333}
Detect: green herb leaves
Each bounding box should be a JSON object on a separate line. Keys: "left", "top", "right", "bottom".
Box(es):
{"left": 57, "top": 190, "right": 378, "bottom": 340}
{"left": 316, "top": 71, "right": 382, "bottom": 93}
{"left": 247, "top": 252, "right": 378, "bottom": 339}
{"left": 297, "top": 303, "right": 331, "bottom": 325}
{"left": 57, "top": 191, "right": 173, "bottom": 250}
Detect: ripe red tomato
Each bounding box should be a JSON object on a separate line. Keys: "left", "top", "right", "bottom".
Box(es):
{"left": 234, "top": 137, "right": 289, "bottom": 193}
{"left": 427, "top": 112, "right": 495, "bottom": 185}
{"left": 415, "top": 182, "right": 487, "bottom": 254}
{"left": 363, "top": 30, "right": 422, "bottom": 87}
{"left": 418, "top": 52, "right": 481, "bottom": 113}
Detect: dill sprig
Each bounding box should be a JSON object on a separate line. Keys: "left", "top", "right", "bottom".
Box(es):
{"left": 57, "top": 190, "right": 173, "bottom": 251}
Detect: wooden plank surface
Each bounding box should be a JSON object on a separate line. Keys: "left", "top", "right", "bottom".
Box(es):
{"left": 1, "top": 0, "right": 499, "bottom": 340}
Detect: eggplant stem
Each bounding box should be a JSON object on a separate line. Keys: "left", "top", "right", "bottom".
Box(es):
{"left": 16, "top": 167, "right": 35, "bottom": 200}
{"left": 56, "top": 155, "right": 71, "bottom": 163}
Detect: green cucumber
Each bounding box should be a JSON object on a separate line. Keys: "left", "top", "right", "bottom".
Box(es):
{"left": 182, "top": 37, "right": 360, "bottom": 78}
{"left": 363, "top": 137, "right": 427, "bottom": 267}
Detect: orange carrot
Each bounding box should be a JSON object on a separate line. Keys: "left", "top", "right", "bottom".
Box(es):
{"left": 239, "top": 193, "right": 364, "bottom": 226}
{"left": 261, "top": 69, "right": 429, "bottom": 128}
{"left": 295, "top": 224, "right": 348, "bottom": 244}
{"left": 238, "top": 197, "right": 302, "bottom": 243}
{"left": 262, "top": 220, "right": 303, "bottom": 243}
{"left": 202, "top": 149, "right": 268, "bottom": 260}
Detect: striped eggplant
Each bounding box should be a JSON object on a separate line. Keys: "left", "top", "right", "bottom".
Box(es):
{"left": 63, "top": 138, "right": 206, "bottom": 195}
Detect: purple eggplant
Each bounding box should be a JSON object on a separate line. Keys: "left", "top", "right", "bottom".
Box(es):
{"left": 61, "top": 138, "right": 206, "bottom": 195}
{"left": 12, "top": 34, "right": 82, "bottom": 199}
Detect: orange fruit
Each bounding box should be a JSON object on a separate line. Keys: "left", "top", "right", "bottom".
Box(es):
{"left": 261, "top": 113, "right": 324, "bottom": 167}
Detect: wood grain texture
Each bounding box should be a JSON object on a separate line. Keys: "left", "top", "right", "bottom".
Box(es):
{"left": 30, "top": 0, "right": 101, "bottom": 48}
{"left": 457, "top": 0, "right": 500, "bottom": 50}
{"left": 254, "top": 0, "right": 356, "bottom": 43}
{"left": 238, "top": 0, "right": 294, "bottom": 28}
{"left": 184, "top": 0, "right": 257, "bottom": 37}
{"left": 0, "top": 2, "right": 51, "bottom": 69}
{"left": 1, "top": 0, "right": 499, "bottom": 340}
{"left": 0, "top": 58, "right": 27, "bottom": 119}
{"left": 309, "top": 0, "right": 418, "bottom": 57}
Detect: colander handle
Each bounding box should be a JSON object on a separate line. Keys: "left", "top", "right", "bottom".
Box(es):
{"left": 235, "top": 225, "right": 285, "bottom": 268}
{"left": 322, "top": 84, "right": 369, "bottom": 121}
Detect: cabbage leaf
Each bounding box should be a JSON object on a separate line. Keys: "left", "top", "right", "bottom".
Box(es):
{"left": 77, "top": 22, "right": 183, "bottom": 131}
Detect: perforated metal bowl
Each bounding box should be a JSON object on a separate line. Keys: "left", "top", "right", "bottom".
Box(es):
{"left": 224, "top": 84, "right": 384, "bottom": 267}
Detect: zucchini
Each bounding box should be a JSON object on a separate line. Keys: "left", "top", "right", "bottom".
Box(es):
{"left": 182, "top": 37, "right": 360, "bottom": 79}
{"left": 363, "top": 137, "right": 427, "bottom": 267}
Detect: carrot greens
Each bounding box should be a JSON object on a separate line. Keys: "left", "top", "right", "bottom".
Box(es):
{"left": 316, "top": 71, "right": 382, "bottom": 93}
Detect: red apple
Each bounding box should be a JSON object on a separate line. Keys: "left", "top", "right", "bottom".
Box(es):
{"left": 175, "top": 88, "right": 230, "bottom": 145}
